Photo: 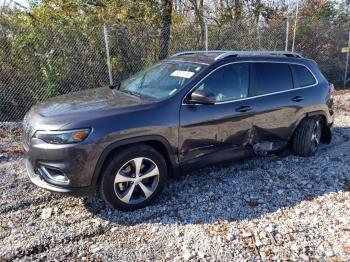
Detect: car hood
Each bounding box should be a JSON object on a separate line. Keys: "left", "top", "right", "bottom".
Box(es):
{"left": 32, "top": 87, "right": 150, "bottom": 118}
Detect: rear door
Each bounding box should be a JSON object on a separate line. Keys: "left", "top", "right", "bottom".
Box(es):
{"left": 250, "top": 62, "right": 310, "bottom": 144}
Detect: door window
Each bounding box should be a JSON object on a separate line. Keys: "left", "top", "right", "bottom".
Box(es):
{"left": 291, "top": 64, "right": 316, "bottom": 87}
{"left": 252, "top": 63, "right": 293, "bottom": 96}
{"left": 194, "top": 63, "right": 249, "bottom": 102}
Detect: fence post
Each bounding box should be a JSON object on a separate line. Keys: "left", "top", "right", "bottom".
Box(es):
{"left": 257, "top": 22, "right": 261, "bottom": 49}
{"left": 205, "top": 22, "right": 208, "bottom": 51}
{"left": 344, "top": 31, "right": 350, "bottom": 87}
{"left": 285, "top": 16, "right": 289, "bottom": 51}
{"left": 291, "top": 0, "right": 299, "bottom": 52}
{"left": 103, "top": 23, "right": 113, "bottom": 87}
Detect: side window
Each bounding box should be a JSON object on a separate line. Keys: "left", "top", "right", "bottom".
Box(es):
{"left": 291, "top": 64, "right": 316, "bottom": 87}
{"left": 253, "top": 63, "right": 293, "bottom": 96}
{"left": 195, "top": 63, "right": 249, "bottom": 102}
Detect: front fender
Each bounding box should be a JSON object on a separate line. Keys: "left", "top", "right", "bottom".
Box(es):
{"left": 90, "top": 135, "right": 179, "bottom": 187}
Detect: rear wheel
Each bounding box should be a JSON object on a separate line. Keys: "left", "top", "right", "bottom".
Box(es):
{"left": 99, "top": 144, "right": 167, "bottom": 211}
{"left": 293, "top": 117, "right": 323, "bottom": 156}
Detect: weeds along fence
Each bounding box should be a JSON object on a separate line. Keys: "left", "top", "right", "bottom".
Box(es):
{"left": 0, "top": 21, "right": 349, "bottom": 121}
{"left": 0, "top": 25, "right": 108, "bottom": 121}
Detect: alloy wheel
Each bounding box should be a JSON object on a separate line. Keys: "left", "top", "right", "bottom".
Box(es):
{"left": 114, "top": 157, "right": 160, "bottom": 204}
{"left": 310, "top": 120, "right": 322, "bottom": 153}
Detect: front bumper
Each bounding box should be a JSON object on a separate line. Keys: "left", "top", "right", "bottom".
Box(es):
{"left": 23, "top": 126, "right": 103, "bottom": 196}
{"left": 25, "top": 157, "right": 94, "bottom": 196}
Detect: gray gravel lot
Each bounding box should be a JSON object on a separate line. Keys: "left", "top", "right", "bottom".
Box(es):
{"left": 1, "top": 91, "right": 350, "bottom": 261}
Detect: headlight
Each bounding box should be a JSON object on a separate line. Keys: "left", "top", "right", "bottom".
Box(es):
{"left": 34, "top": 128, "right": 91, "bottom": 144}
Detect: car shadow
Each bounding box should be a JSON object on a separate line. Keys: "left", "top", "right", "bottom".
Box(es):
{"left": 85, "top": 126, "right": 350, "bottom": 226}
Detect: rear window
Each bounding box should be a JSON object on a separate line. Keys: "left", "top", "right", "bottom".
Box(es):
{"left": 253, "top": 63, "right": 293, "bottom": 96}
{"left": 291, "top": 64, "right": 316, "bottom": 87}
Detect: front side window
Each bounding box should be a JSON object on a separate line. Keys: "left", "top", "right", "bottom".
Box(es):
{"left": 291, "top": 64, "right": 316, "bottom": 87}
{"left": 253, "top": 63, "right": 293, "bottom": 96}
{"left": 119, "top": 61, "right": 204, "bottom": 100}
{"left": 194, "top": 63, "right": 249, "bottom": 102}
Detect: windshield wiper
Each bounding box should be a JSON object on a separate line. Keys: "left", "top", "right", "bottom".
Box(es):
{"left": 121, "top": 89, "right": 140, "bottom": 97}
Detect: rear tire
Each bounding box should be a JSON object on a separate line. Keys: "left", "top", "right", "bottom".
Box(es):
{"left": 99, "top": 144, "right": 167, "bottom": 211}
{"left": 293, "top": 117, "right": 322, "bottom": 156}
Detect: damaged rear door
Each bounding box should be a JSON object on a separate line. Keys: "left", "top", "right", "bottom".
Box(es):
{"left": 249, "top": 62, "right": 300, "bottom": 152}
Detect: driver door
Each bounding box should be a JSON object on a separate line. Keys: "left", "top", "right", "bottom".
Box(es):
{"left": 179, "top": 63, "right": 255, "bottom": 168}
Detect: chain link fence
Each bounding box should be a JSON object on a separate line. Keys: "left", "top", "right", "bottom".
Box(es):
{"left": 0, "top": 24, "right": 108, "bottom": 121}
{"left": 0, "top": 20, "right": 349, "bottom": 121}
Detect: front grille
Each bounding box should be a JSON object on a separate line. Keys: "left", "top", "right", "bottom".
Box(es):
{"left": 22, "top": 113, "right": 33, "bottom": 148}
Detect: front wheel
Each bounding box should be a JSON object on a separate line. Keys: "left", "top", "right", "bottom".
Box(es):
{"left": 293, "top": 117, "right": 323, "bottom": 156}
{"left": 99, "top": 144, "right": 167, "bottom": 211}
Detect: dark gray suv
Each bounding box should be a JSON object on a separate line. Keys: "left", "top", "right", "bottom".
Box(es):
{"left": 23, "top": 50, "right": 334, "bottom": 210}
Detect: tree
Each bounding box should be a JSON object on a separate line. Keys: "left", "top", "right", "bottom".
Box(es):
{"left": 188, "top": 0, "right": 206, "bottom": 48}
{"left": 159, "top": 0, "right": 173, "bottom": 60}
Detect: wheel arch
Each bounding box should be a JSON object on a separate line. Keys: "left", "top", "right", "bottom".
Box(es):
{"left": 292, "top": 110, "right": 332, "bottom": 144}
{"left": 90, "top": 136, "right": 179, "bottom": 188}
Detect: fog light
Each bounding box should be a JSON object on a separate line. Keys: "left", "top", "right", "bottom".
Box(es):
{"left": 39, "top": 166, "right": 70, "bottom": 185}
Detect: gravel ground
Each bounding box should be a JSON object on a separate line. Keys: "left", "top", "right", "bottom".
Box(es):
{"left": 1, "top": 91, "right": 350, "bottom": 261}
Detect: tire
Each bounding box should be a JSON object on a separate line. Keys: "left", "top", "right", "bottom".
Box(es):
{"left": 293, "top": 117, "right": 323, "bottom": 157}
{"left": 99, "top": 144, "right": 167, "bottom": 211}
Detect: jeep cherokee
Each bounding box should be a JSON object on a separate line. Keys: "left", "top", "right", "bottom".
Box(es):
{"left": 23, "top": 50, "right": 334, "bottom": 211}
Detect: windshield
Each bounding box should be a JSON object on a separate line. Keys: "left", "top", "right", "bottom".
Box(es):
{"left": 119, "top": 61, "right": 204, "bottom": 100}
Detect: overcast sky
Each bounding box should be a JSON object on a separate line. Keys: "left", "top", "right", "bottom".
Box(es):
{"left": 1, "top": 0, "right": 29, "bottom": 8}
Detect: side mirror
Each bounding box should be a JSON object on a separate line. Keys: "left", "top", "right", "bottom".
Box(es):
{"left": 187, "top": 90, "right": 216, "bottom": 105}
{"left": 109, "top": 82, "right": 121, "bottom": 90}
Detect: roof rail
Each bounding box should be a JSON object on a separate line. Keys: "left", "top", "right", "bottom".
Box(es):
{"left": 215, "top": 50, "right": 303, "bottom": 59}
{"left": 172, "top": 51, "right": 224, "bottom": 57}
{"left": 172, "top": 50, "right": 303, "bottom": 59}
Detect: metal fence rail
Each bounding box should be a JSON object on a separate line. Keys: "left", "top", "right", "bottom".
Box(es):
{"left": 0, "top": 21, "right": 349, "bottom": 121}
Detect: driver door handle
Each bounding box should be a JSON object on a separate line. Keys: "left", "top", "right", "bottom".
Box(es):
{"left": 235, "top": 106, "right": 252, "bottom": 112}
